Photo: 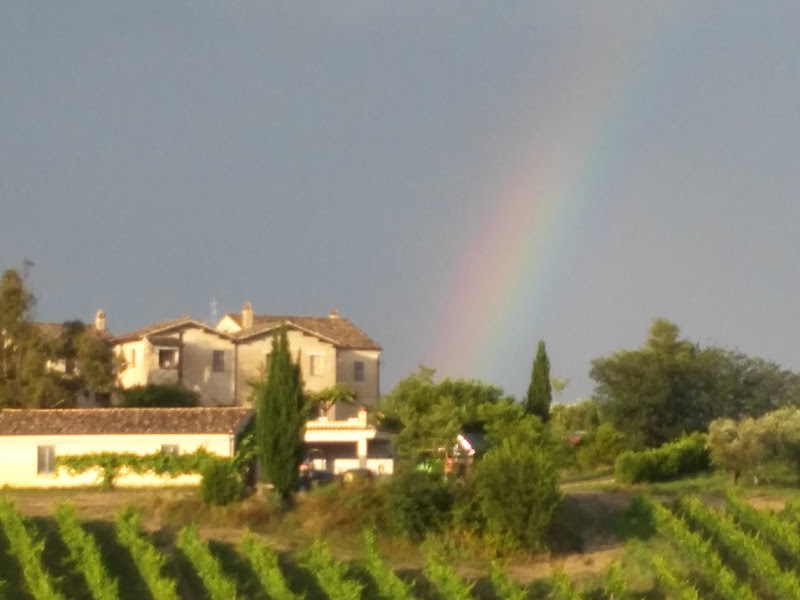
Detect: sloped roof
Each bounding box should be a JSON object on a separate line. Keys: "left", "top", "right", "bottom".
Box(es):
{"left": 0, "top": 407, "right": 253, "bottom": 436}
{"left": 225, "top": 314, "right": 381, "bottom": 350}
{"left": 113, "top": 316, "right": 232, "bottom": 344}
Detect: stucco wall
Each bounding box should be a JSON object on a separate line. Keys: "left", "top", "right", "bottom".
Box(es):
{"left": 336, "top": 349, "right": 380, "bottom": 407}
{"left": 235, "top": 330, "right": 337, "bottom": 404}
{"left": 179, "top": 328, "right": 235, "bottom": 406}
{"left": 0, "top": 433, "right": 233, "bottom": 488}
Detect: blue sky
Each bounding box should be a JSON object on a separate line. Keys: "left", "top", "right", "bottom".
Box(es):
{"left": 2, "top": 3, "right": 800, "bottom": 402}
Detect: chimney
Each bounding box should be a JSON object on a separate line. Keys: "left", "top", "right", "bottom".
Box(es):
{"left": 94, "top": 309, "right": 106, "bottom": 332}
{"left": 328, "top": 308, "right": 339, "bottom": 319}
{"left": 242, "top": 301, "right": 254, "bottom": 329}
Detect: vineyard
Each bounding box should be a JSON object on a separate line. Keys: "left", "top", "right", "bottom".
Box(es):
{"left": 1, "top": 492, "right": 800, "bottom": 599}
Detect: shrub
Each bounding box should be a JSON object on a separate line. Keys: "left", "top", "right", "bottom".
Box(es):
{"left": 615, "top": 432, "right": 710, "bottom": 484}
{"left": 387, "top": 470, "right": 455, "bottom": 541}
{"left": 122, "top": 384, "right": 199, "bottom": 407}
{"left": 201, "top": 459, "right": 242, "bottom": 506}
{"left": 575, "top": 423, "right": 626, "bottom": 470}
{"left": 474, "top": 433, "right": 562, "bottom": 551}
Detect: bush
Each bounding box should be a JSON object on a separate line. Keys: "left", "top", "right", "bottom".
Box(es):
{"left": 201, "top": 459, "right": 242, "bottom": 506}
{"left": 614, "top": 433, "right": 710, "bottom": 484}
{"left": 122, "top": 385, "right": 199, "bottom": 407}
{"left": 575, "top": 423, "right": 626, "bottom": 470}
{"left": 474, "top": 435, "right": 562, "bottom": 551}
{"left": 387, "top": 470, "right": 455, "bottom": 541}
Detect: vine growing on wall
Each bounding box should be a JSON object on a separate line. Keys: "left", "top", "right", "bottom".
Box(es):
{"left": 56, "top": 448, "right": 218, "bottom": 490}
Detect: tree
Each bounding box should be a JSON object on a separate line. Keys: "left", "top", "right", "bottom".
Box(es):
{"left": 308, "top": 383, "right": 356, "bottom": 419}
{"left": 591, "top": 319, "right": 710, "bottom": 449}
{"left": 122, "top": 384, "right": 199, "bottom": 408}
{"left": 707, "top": 417, "right": 768, "bottom": 485}
{"left": 252, "top": 326, "right": 307, "bottom": 503}
{"left": 0, "top": 268, "right": 52, "bottom": 408}
{"left": 474, "top": 411, "right": 562, "bottom": 550}
{"left": 592, "top": 318, "right": 800, "bottom": 450}
{"left": 380, "top": 366, "right": 511, "bottom": 468}
{"left": 525, "top": 340, "right": 552, "bottom": 422}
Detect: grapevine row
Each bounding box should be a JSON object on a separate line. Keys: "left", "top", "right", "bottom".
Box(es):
{"left": 641, "top": 495, "right": 756, "bottom": 600}
{"left": 303, "top": 538, "right": 363, "bottom": 600}
{"left": 550, "top": 570, "right": 582, "bottom": 600}
{"left": 362, "top": 528, "right": 417, "bottom": 600}
{"left": 177, "top": 523, "right": 238, "bottom": 600}
{"left": 650, "top": 553, "right": 700, "bottom": 600}
{"left": 114, "top": 509, "right": 179, "bottom": 600}
{"left": 237, "top": 531, "right": 303, "bottom": 600}
{"left": 725, "top": 490, "right": 800, "bottom": 562}
{"left": 423, "top": 554, "right": 474, "bottom": 600}
{"left": 0, "top": 499, "right": 64, "bottom": 600}
{"left": 678, "top": 495, "right": 800, "bottom": 600}
{"left": 53, "top": 503, "right": 118, "bottom": 600}
{"left": 488, "top": 561, "right": 527, "bottom": 600}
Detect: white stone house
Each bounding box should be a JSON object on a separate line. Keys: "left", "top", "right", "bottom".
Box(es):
{"left": 0, "top": 407, "right": 252, "bottom": 488}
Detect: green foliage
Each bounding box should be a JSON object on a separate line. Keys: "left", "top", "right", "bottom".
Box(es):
{"left": 254, "top": 327, "right": 306, "bottom": 502}
{"left": 381, "top": 366, "right": 510, "bottom": 465}
{"left": 550, "top": 569, "right": 581, "bottom": 600}
{"left": 53, "top": 503, "right": 118, "bottom": 600}
{"left": 650, "top": 554, "right": 700, "bottom": 600}
{"left": 114, "top": 509, "right": 179, "bottom": 600}
{"left": 177, "top": 523, "right": 238, "bottom": 600}
{"left": 56, "top": 448, "right": 215, "bottom": 489}
{"left": 575, "top": 423, "right": 626, "bottom": 470}
{"left": 121, "top": 385, "right": 199, "bottom": 407}
{"left": 308, "top": 382, "right": 356, "bottom": 418}
{"left": 387, "top": 470, "right": 455, "bottom": 541}
{"left": 362, "top": 528, "right": 416, "bottom": 600}
{"left": 707, "top": 417, "right": 769, "bottom": 484}
{"left": 525, "top": 339, "right": 552, "bottom": 422}
{"left": 200, "top": 459, "right": 243, "bottom": 506}
{"left": 614, "top": 433, "right": 710, "bottom": 484}
{"left": 725, "top": 490, "right": 800, "bottom": 562}
{"left": 592, "top": 318, "right": 800, "bottom": 450}
{"left": 0, "top": 499, "right": 65, "bottom": 600}
{"left": 550, "top": 398, "right": 601, "bottom": 437}
{"left": 474, "top": 413, "right": 562, "bottom": 551}
{"left": 678, "top": 495, "right": 800, "bottom": 599}
{"left": 423, "top": 554, "right": 474, "bottom": 600}
{"left": 603, "top": 561, "right": 628, "bottom": 600}
{"left": 302, "top": 538, "right": 363, "bottom": 600}
{"left": 238, "top": 531, "right": 302, "bottom": 600}
{"left": 0, "top": 268, "right": 55, "bottom": 409}
{"left": 642, "top": 494, "right": 756, "bottom": 600}
{"left": 488, "top": 561, "right": 527, "bottom": 600}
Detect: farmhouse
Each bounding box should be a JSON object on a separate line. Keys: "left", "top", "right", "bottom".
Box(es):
{"left": 0, "top": 407, "right": 252, "bottom": 488}
{"left": 0, "top": 405, "right": 394, "bottom": 487}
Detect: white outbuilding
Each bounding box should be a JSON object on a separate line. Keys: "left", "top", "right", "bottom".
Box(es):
{"left": 0, "top": 407, "right": 253, "bottom": 488}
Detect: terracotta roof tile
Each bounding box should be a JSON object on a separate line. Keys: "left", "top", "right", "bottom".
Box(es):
{"left": 0, "top": 407, "right": 253, "bottom": 436}
{"left": 226, "top": 314, "right": 381, "bottom": 350}
{"left": 113, "top": 317, "right": 232, "bottom": 344}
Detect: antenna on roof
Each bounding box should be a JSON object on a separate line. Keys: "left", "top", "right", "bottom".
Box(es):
{"left": 210, "top": 297, "right": 218, "bottom": 324}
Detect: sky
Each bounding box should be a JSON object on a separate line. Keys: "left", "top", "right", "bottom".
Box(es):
{"left": 2, "top": 3, "right": 800, "bottom": 402}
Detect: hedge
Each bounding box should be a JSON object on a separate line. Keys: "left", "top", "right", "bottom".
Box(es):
{"left": 614, "top": 432, "right": 710, "bottom": 484}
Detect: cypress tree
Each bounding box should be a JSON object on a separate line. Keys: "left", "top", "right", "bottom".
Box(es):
{"left": 254, "top": 326, "right": 307, "bottom": 503}
{"left": 525, "top": 340, "right": 552, "bottom": 422}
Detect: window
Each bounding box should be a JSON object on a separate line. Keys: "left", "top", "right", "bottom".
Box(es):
{"left": 37, "top": 446, "right": 56, "bottom": 475}
{"left": 161, "top": 445, "right": 179, "bottom": 456}
{"left": 158, "top": 349, "right": 177, "bottom": 369}
{"left": 265, "top": 352, "right": 272, "bottom": 372}
{"left": 212, "top": 350, "right": 225, "bottom": 372}
{"left": 309, "top": 354, "right": 323, "bottom": 377}
{"left": 130, "top": 348, "right": 136, "bottom": 368}
{"left": 353, "top": 361, "right": 365, "bottom": 382}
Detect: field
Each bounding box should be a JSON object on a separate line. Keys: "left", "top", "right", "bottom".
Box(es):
{"left": 1, "top": 480, "right": 800, "bottom": 599}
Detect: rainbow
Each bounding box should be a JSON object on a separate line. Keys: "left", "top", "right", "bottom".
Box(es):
{"left": 424, "top": 7, "right": 685, "bottom": 395}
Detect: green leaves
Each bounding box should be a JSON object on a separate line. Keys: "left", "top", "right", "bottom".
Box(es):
{"left": 525, "top": 339, "right": 552, "bottom": 422}
{"left": 254, "top": 327, "right": 306, "bottom": 501}
{"left": 177, "top": 524, "right": 238, "bottom": 600}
